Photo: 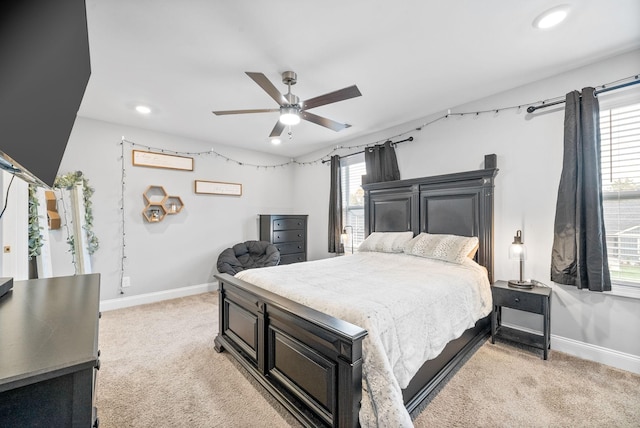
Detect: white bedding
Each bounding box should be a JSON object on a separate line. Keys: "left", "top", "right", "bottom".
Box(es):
{"left": 235, "top": 251, "right": 492, "bottom": 427}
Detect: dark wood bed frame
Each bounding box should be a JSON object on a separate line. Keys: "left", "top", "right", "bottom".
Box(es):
{"left": 214, "top": 156, "right": 498, "bottom": 427}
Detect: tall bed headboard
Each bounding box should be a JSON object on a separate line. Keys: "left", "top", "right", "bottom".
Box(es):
{"left": 362, "top": 158, "right": 498, "bottom": 283}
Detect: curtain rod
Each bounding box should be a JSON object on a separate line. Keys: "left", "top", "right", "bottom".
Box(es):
{"left": 321, "top": 137, "right": 414, "bottom": 164}
{"left": 526, "top": 76, "right": 640, "bottom": 113}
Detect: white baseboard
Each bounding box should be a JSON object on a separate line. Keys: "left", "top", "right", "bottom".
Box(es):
{"left": 551, "top": 334, "right": 640, "bottom": 375}
{"left": 502, "top": 322, "right": 640, "bottom": 375}
{"left": 100, "top": 282, "right": 218, "bottom": 312}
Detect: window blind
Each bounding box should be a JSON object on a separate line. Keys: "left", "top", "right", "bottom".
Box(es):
{"left": 601, "top": 102, "right": 640, "bottom": 286}
{"left": 341, "top": 154, "right": 366, "bottom": 253}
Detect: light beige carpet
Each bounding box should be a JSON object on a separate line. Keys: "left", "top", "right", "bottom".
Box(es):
{"left": 96, "top": 292, "right": 640, "bottom": 427}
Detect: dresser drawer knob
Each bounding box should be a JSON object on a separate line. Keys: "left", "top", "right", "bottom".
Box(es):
{"left": 95, "top": 359, "right": 101, "bottom": 370}
{"left": 514, "top": 297, "right": 520, "bottom": 303}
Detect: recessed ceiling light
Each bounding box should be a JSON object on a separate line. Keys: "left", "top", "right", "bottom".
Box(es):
{"left": 135, "top": 105, "right": 152, "bottom": 114}
{"left": 271, "top": 138, "right": 281, "bottom": 145}
{"left": 533, "top": 5, "right": 570, "bottom": 29}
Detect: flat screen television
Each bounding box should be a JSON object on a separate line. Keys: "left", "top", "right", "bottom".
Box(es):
{"left": 0, "top": 0, "right": 91, "bottom": 188}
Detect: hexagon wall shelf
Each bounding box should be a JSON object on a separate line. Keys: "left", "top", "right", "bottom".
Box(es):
{"left": 142, "top": 185, "right": 184, "bottom": 222}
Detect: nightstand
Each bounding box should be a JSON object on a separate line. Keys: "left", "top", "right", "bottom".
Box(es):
{"left": 491, "top": 280, "right": 552, "bottom": 360}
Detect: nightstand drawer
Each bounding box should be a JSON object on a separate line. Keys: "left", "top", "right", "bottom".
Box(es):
{"left": 492, "top": 287, "right": 544, "bottom": 313}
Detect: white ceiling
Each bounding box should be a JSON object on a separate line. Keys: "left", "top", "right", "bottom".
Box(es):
{"left": 79, "top": 0, "right": 640, "bottom": 158}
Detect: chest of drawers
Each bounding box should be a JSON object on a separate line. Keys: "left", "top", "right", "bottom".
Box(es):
{"left": 260, "top": 214, "right": 308, "bottom": 265}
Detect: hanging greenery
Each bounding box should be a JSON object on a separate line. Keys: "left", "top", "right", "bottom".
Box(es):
{"left": 28, "top": 185, "right": 44, "bottom": 260}
{"left": 54, "top": 171, "right": 100, "bottom": 255}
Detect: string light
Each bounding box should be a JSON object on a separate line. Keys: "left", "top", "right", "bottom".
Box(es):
{"left": 119, "top": 137, "right": 127, "bottom": 295}
{"left": 122, "top": 74, "right": 637, "bottom": 167}
{"left": 56, "top": 188, "right": 78, "bottom": 274}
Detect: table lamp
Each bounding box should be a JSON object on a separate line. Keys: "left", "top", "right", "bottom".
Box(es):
{"left": 508, "top": 230, "right": 533, "bottom": 289}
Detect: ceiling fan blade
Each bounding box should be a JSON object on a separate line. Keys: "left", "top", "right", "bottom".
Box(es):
{"left": 211, "top": 108, "right": 280, "bottom": 116}
{"left": 302, "top": 85, "right": 362, "bottom": 110}
{"left": 269, "top": 121, "right": 286, "bottom": 138}
{"left": 301, "top": 111, "right": 351, "bottom": 132}
{"left": 212, "top": 108, "right": 279, "bottom": 115}
{"left": 245, "top": 72, "right": 287, "bottom": 106}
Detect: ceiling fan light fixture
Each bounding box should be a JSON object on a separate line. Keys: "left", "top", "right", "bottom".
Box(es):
{"left": 279, "top": 106, "right": 301, "bottom": 125}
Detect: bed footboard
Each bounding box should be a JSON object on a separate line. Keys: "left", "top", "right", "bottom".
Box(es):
{"left": 214, "top": 273, "right": 367, "bottom": 428}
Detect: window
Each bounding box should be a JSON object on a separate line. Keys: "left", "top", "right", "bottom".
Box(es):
{"left": 341, "top": 153, "right": 366, "bottom": 253}
{"left": 601, "top": 100, "right": 640, "bottom": 293}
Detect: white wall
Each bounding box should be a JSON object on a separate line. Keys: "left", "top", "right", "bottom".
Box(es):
{"left": 291, "top": 163, "right": 332, "bottom": 261}
{"left": 55, "top": 117, "right": 295, "bottom": 300}
{"left": 295, "top": 49, "right": 640, "bottom": 366}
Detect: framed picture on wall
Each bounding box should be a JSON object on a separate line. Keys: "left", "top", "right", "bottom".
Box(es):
{"left": 194, "top": 180, "right": 242, "bottom": 196}
{"left": 132, "top": 150, "right": 194, "bottom": 171}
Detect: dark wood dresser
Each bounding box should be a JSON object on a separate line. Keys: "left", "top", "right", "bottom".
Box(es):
{"left": 260, "top": 214, "right": 308, "bottom": 264}
{"left": 0, "top": 274, "right": 101, "bottom": 427}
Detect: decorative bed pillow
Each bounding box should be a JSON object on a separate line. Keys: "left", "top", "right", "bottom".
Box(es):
{"left": 358, "top": 232, "right": 414, "bottom": 253}
{"left": 403, "top": 233, "right": 479, "bottom": 264}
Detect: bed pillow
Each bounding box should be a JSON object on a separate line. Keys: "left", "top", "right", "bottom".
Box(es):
{"left": 358, "top": 231, "right": 414, "bottom": 253}
{"left": 467, "top": 242, "right": 480, "bottom": 259}
{"left": 403, "top": 233, "right": 479, "bottom": 264}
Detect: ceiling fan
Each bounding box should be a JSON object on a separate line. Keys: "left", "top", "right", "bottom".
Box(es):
{"left": 212, "top": 71, "right": 362, "bottom": 139}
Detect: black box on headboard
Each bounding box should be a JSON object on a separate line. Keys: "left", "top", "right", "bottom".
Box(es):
{"left": 484, "top": 154, "right": 497, "bottom": 169}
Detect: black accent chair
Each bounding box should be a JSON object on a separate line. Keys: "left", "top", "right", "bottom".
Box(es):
{"left": 217, "top": 240, "right": 280, "bottom": 276}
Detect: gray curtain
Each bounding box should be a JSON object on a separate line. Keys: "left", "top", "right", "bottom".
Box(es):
{"left": 328, "top": 155, "right": 343, "bottom": 253}
{"left": 551, "top": 87, "right": 611, "bottom": 291}
{"left": 363, "top": 140, "right": 400, "bottom": 184}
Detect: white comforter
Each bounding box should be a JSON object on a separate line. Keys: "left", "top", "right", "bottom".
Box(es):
{"left": 235, "top": 252, "right": 492, "bottom": 427}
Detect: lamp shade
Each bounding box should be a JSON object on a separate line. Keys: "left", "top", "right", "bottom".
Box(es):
{"left": 508, "top": 230, "right": 527, "bottom": 260}
{"left": 507, "top": 229, "right": 532, "bottom": 288}
{"left": 342, "top": 225, "right": 354, "bottom": 254}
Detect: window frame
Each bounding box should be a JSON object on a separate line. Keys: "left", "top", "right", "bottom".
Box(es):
{"left": 599, "top": 88, "right": 640, "bottom": 299}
